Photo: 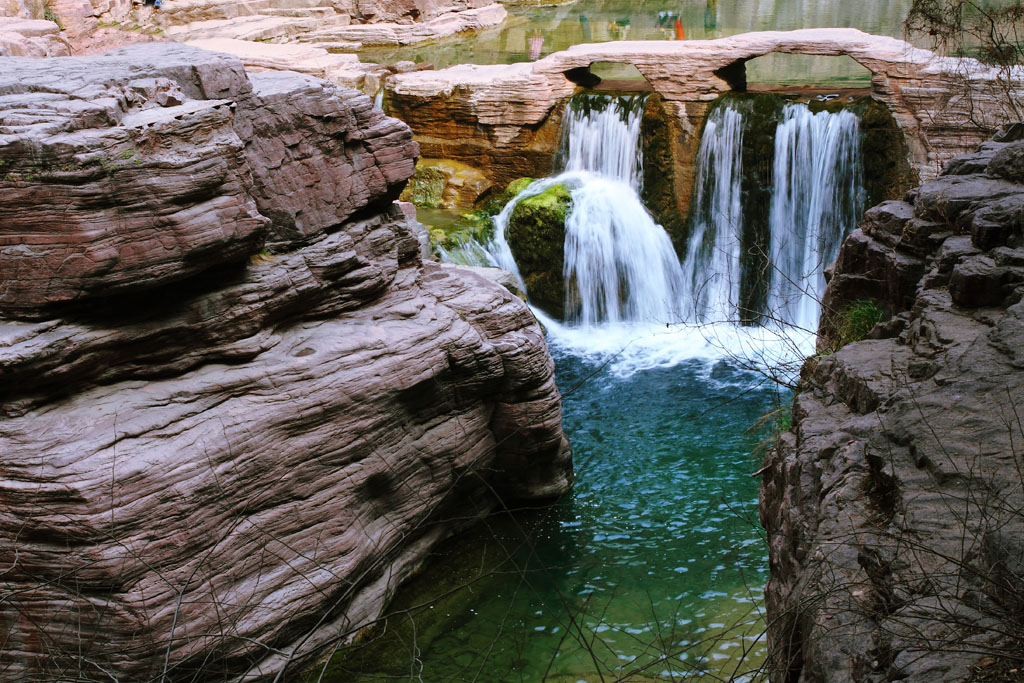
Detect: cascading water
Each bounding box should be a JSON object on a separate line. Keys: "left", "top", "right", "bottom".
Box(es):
{"left": 348, "top": 94, "right": 876, "bottom": 683}
{"left": 680, "top": 103, "right": 745, "bottom": 324}
{"left": 556, "top": 94, "right": 646, "bottom": 191}
{"left": 767, "top": 104, "right": 864, "bottom": 333}
{"left": 486, "top": 93, "right": 867, "bottom": 373}
{"left": 563, "top": 175, "right": 684, "bottom": 326}
{"left": 491, "top": 94, "right": 686, "bottom": 327}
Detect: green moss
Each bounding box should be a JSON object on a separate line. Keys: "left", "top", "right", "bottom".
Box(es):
{"left": 429, "top": 212, "right": 495, "bottom": 253}
{"left": 399, "top": 165, "right": 446, "bottom": 208}
{"left": 476, "top": 176, "right": 537, "bottom": 215}
{"left": 517, "top": 184, "right": 571, "bottom": 216}
{"left": 505, "top": 184, "right": 572, "bottom": 319}
{"left": 505, "top": 177, "right": 536, "bottom": 199}
{"left": 43, "top": 1, "right": 62, "bottom": 29}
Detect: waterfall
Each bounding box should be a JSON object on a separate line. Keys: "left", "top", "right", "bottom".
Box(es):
{"left": 766, "top": 104, "right": 863, "bottom": 333}
{"left": 479, "top": 94, "right": 866, "bottom": 375}
{"left": 679, "top": 103, "right": 745, "bottom": 324}
{"left": 557, "top": 94, "right": 647, "bottom": 191}
{"left": 491, "top": 94, "right": 685, "bottom": 326}
{"left": 564, "top": 174, "right": 684, "bottom": 326}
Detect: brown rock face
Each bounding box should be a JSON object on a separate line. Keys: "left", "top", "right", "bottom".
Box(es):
{"left": 0, "top": 17, "right": 70, "bottom": 56}
{"left": 236, "top": 69, "right": 417, "bottom": 244}
{"left": 0, "top": 44, "right": 572, "bottom": 681}
{"left": 0, "top": 45, "right": 417, "bottom": 318}
{"left": 761, "top": 132, "right": 1024, "bottom": 680}
{"left": 387, "top": 63, "right": 573, "bottom": 190}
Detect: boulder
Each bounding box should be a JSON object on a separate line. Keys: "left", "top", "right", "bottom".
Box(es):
{"left": 504, "top": 183, "right": 572, "bottom": 319}
{"left": 0, "top": 43, "right": 571, "bottom": 681}
{"left": 0, "top": 44, "right": 417, "bottom": 319}
{"left": 0, "top": 17, "right": 69, "bottom": 56}
{"left": 400, "top": 158, "right": 492, "bottom": 209}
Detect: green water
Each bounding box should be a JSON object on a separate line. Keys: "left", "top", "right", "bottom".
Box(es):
{"left": 358, "top": 0, "right": 914, "bottom": 85}
{"left": 318, "top": 349, "right": 782, "bottom": 681}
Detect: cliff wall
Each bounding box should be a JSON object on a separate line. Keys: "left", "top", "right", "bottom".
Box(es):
{"left": 0, "top": 43, "right": 571, "bottom": 680}
{"left": 761, "top": 129, "right": 1024, "bottom": 680}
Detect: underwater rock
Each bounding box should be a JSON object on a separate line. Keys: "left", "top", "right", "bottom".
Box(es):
{"left": 402, "top": 164, "right": 448, "bottom": 208}
{"left": 504, "top": 183, "right": 572, "bottom": 319}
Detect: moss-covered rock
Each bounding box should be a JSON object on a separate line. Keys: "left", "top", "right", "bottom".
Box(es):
{"left": 857, "top": 98, "right": 917, "bottom": 206}
{"left": 476, "top": 176, "right": 537, "bottom": 215}
{"left": 429, "top": 213, "right": 495, "bottom": 254}
{"left": 400, "top": 159, "right": 492, "bottom": 210}
{"left": 400, "top": 164, "right": 446, "bottom": 208}
{"left": 505, "top": 184, "right": 572, "bottom": 319}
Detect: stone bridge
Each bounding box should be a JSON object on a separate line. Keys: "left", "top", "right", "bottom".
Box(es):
{"left": 387, "top": 27, "right": 1024, "bottom": 189}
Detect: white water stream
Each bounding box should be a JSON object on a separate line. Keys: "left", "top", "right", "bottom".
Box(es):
{"left": 680, "top": 104, "right": 746, "bottom": 325}
{"left": 484, "top": 95, "right": 864, "bottom": 376}
{"left": 767, "top": 104, "right": 864, "bottom": 334}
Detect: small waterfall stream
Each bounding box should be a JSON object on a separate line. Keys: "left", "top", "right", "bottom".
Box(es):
{"left": 557, "top": 94, "right": 646, "bottom": 190}
{"left": 767, "top": 104, "right": 864, "bottom": 333}
{"left": 678, "top": 99, "right": 863, "bottom": 335}
{"left": 680, "top": 104, "right": 745, "bottom": 324}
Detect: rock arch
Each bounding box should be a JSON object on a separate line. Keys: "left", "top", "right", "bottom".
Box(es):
{"left": 531, "top": 28, "right": 1024, "bottom": 180}
{"left": 388, "top": 28, "right": 1024, "bottom": 189}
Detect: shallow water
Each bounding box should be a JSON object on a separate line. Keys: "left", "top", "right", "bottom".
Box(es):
{"left": 359, "top": 0, "right": 913, "bottom": 85}
{"left": 319, "top": 336, "right": 784, "bottom": 681}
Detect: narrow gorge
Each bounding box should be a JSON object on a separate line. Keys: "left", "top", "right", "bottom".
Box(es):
{"left": 2, "top": 0, "right": 1024, "bottom": 681}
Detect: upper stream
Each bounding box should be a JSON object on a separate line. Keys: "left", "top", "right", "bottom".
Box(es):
{"left": 322, "top": 85, "right": 868, "bottom": 680}
{"left": 358, "top": 0, "right": 914, "bottom": 86}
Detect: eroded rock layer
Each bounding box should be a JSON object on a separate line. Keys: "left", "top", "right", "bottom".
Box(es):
{"left": 0, "top": 44, "right": 572, "bottom": 680}
{"left": 761, "top": 130, "right": 1024, "bottom": 680}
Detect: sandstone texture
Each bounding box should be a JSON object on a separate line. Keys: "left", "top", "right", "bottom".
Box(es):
{"left": 387, "top": 61, "right": 573, "bottom": 189}
{"left": 761, "top": 131, "right": 1024, "bottom": 679}
{"left": 387, "top": 28, "right": 1024, "bottom": 190}
{"left": 132, "top": 0, "right": 505, "bottom": 51}
{"left": 0, "top": 16, "right": 69, "bottom": 55}
{"left": 0, "top": 43, "right": 572, "bottom": 680}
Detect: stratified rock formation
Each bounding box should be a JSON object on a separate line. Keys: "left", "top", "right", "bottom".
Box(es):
{"left": 0, "top": 17, "right": 69, "bottom": 56}
{"left": 761, "top": 130, "right": 1024, "bottom": 679}
{"left": 0, "top": 43, "right": 571, "bottom": 680}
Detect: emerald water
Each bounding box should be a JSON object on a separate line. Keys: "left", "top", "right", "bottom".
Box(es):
{"left": 358, "top": 0, "right": 914, "bottom": 85}
{"left": 319, "top": 346, "right": 781, "bottom": 681}
{"left": 316, "top": 42, "right": 874, "bottom": 679}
